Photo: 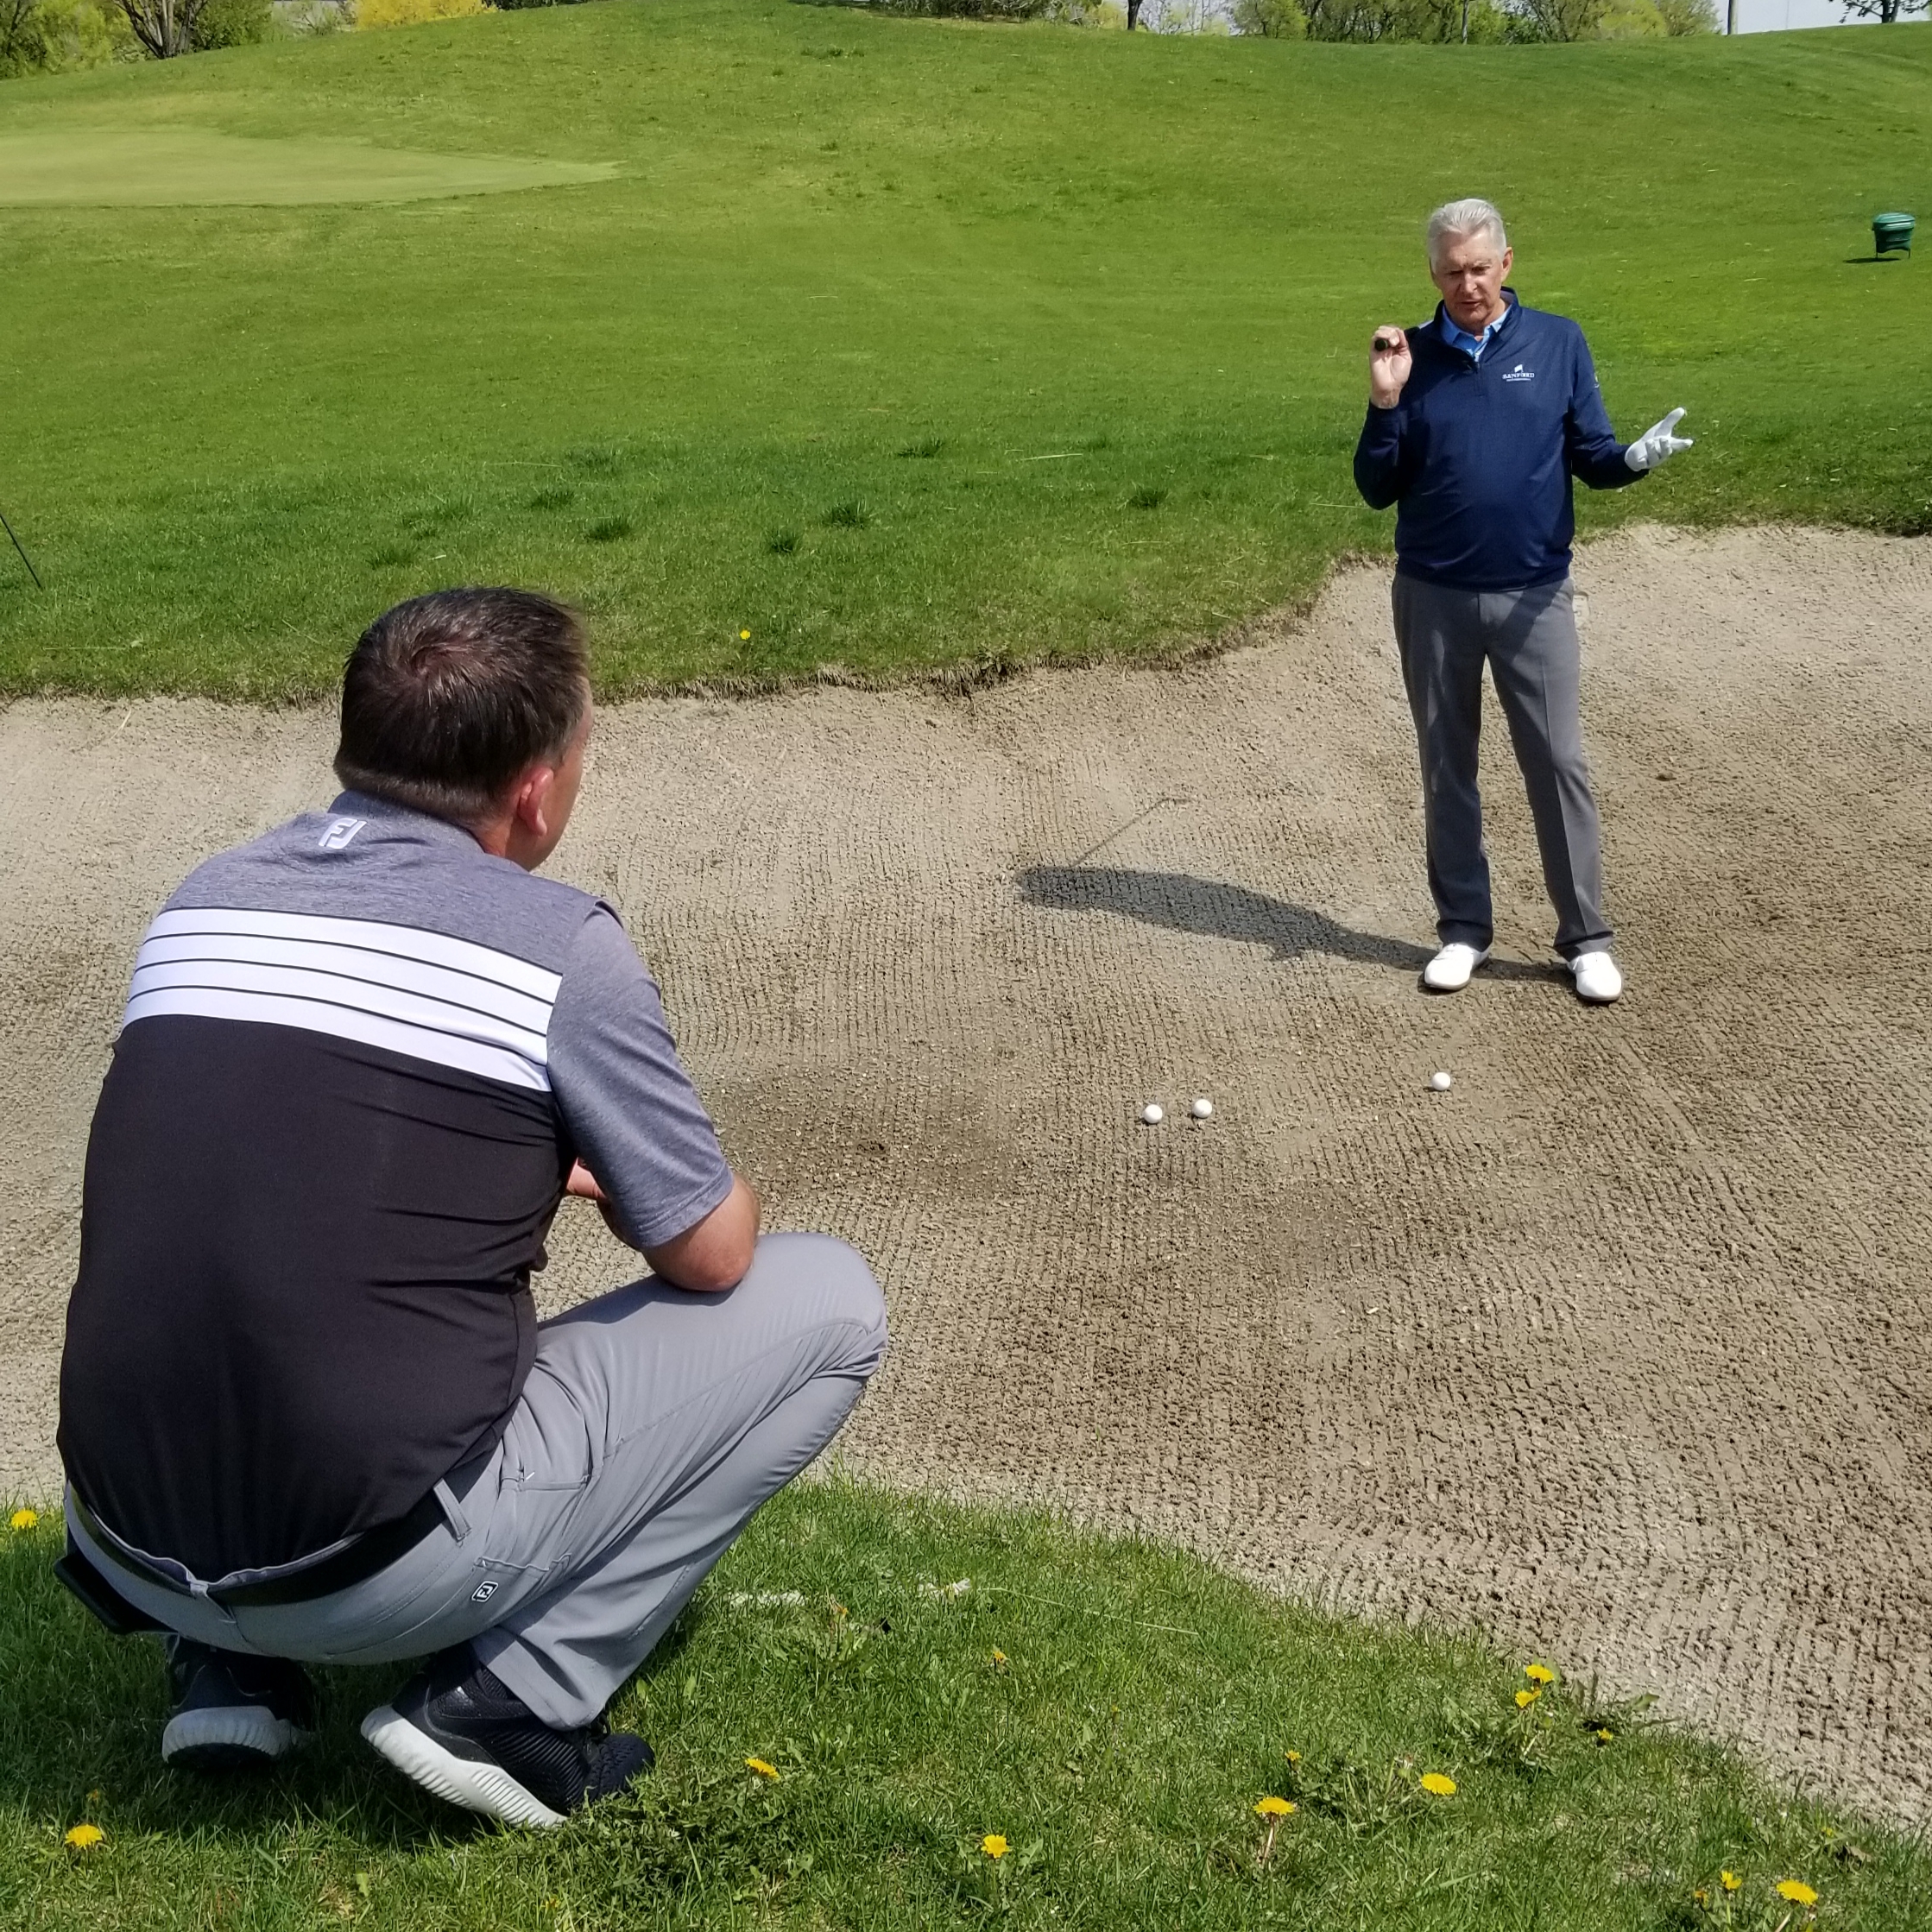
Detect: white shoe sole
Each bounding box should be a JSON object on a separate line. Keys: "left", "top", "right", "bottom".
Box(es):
{"left": 360, "top": 1705, "right": 566, "bottom": 1828}
{"left": 162, "top": 1706, "right": 308, "bottom": 1766}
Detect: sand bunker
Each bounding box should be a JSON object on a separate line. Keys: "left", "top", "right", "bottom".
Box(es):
{"left": 3, "top": 524, "right": 1928, "bottom": 1822}
{"left": 0, "top": 127, "right": 616, "bottom": 205}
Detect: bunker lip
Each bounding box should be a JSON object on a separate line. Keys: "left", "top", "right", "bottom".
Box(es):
{"left": 3, "top": 522, "right": 1929, "bottom": 1827}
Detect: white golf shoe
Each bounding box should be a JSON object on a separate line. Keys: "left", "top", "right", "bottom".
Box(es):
{"left": 1569, "top": 950, "right": 1623, "bottom": 1004}
{"left": 1422, "top": 942, "right": 1490, "bottom": 992}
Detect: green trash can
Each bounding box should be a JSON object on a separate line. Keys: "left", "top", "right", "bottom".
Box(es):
{"left": 1872, "top": 212, "right": 1915, "bottom": 256}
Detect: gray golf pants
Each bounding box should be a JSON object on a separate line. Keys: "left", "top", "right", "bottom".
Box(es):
{"left": 1392, "top": 572, "right": 1611, "bottom": 960}
{"left": 66, "top": 1233, "right": 888, "bottom": 1730}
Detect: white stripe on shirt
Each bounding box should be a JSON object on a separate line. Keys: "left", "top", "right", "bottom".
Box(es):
{"left": 123, "top": 909, "right": 560, "bottom": 1092}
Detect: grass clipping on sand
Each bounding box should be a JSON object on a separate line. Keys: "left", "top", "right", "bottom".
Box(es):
{"left": 0, "top": 0, "right": 1929, "bottom": 698}
{"left": 1, "top": 1481, "right": 1923, "bottom": 1929}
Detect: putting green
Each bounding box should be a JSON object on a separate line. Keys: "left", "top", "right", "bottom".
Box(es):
{"left": 0, "top": 126, "right": 617, "bottom": 205}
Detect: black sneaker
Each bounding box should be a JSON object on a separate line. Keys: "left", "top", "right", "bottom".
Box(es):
{"left": 360, "top": 1648, "right": 653, "bottom": 1828}
{"left": 161, "top": 1638, "right": 317, "bottom": 1773}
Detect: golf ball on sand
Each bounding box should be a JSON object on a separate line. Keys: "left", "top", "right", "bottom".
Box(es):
{"left": 1140, "top": 1103, "right": 1165, "bottom": 1126}
{"left": 1429, "top": 1070, "right": 1453, "bottom": 1093}
{"left": 1190, "top": 1097, "right": 1214, "bottom": 1120}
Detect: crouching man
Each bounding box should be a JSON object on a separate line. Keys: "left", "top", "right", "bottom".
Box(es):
{"left": 57, "top": 588, "right": 887, "bottom": 1828}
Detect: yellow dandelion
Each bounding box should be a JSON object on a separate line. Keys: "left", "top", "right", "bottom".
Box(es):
{"left": 991, "top": 1649, "right": 1007, "bottom": 1665}
{"left": 65, "top": 1824, "right": 104, "bottom": 1850}
{"left": 739, "top": 629, "right": 751, "bottom": 641}
{"left": 1418, "top": 1771, "right": 1457, "bottom": 1796}
{"left": 744, "top": 1757, "right": 780, "bottom": 1780}
{"left": 1775, "top": 1880, "right": 1818, "bottom": 1907}
{"left": 1720, "top": 1872, "right": 1741, "bottom": 1892}
{"left": 981, "top": 1833, "right": 1008, "bottom": 1859}
{"left": 1253, "top": 1796, "right": 1294, "bottom": 1818}
{"left": 9, "top": 1507, "right": 38, "bottom": 1531}
{"left": 1694, "top": 1890, "right": 1708, "bottom": 1906}
{"left": 1596, "top": 1727, "right": 1615, "bottom": 1743}
{"left": 1284, "top": 1748, "right": 1301, "bottom": 1764}
{"left": 1524, "top": 1663, "right": 1556, "bottom": 1685}
{"left": 1515, "top": 1688, "right": 1542, "bottom": 1708}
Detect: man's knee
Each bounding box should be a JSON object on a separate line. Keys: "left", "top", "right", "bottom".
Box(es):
{"left": 748, "top": 1232, "right": 887, "bottom": 1374}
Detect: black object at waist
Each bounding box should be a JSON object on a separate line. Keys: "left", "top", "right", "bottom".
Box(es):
{"left": 70, "top": 1483, "right": 450, "bottom": 1609}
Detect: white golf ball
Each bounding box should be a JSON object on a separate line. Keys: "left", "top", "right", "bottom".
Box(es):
{"left": 1190, "top": 1096, "right": 1214, "bottom": 1120}
{"left": 1140, "top": 1102, "right": 1165, "bottom": 1126}
{"left": 1429, "top": 1070, "right": 1453, "bottom": 1093}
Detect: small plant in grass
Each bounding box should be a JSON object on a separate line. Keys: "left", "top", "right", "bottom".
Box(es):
{"left": 566, "top": 445, "right": 625, "bottom": 475}
{"left": 766, "top": 528, "right": 800, "bottom": 554}
{"left": 527, "top": 485, "right": 575, "bottom": 511}
{"left": 955, "top": 1829, "right": 1038, "bottom": 1915}
{"left": 366, "top": 542, "right": 415, "bottom": 568}
{"left": 821, "top": 500, "right": 870, "bottom": 530}
{"left": 1688, "top": 1868, "right": 1827, "bottom": 1928}
{"left": 1281, "top": 1749, "right": 1461, "bottom": 1835}
{"left": 418, "top": 495, "right": 476, "bottom": 528}
{"left": 584, "top": 516, "right": 634, "bottom": 543}
{"left": 897, "top": 436, "right": 946, "bottom": 459}
{"left": 1252, "top": 1794, "right": 1296, "bottom": 1867}
{"left": 1128, "top": 484, "right": 1167, "bottom": 510}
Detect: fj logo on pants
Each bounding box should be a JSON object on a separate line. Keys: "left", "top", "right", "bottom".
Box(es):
{"left": 470, "top": 1580, "right": 498, "bottom": 1604}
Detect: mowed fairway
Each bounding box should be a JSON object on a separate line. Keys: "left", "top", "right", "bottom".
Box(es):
{"left": 0, "top": 3, "right": 1928, "bottom": 695}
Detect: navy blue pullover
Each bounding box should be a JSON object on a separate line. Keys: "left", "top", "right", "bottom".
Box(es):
{"left": 1353, "top": 294, "right": 1643, "bottom": 590}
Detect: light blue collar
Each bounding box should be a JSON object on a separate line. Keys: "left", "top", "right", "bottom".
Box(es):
{"left": 1439, "top": 300, "right": 1512, "bottom": 363}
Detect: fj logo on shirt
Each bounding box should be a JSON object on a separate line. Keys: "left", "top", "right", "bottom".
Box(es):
{"left": 1501, "top": 364, "right": 1535, "bottom": 383}
{"left": 470, "top": 1579, "right": 499, "bottom": 1604}
{"left": 318, "top": 817, "right": 366, "bottom": 852}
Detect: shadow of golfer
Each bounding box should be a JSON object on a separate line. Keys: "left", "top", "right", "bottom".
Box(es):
{"left": 1017, "top": 865, "right": 1556, "bottom": 982}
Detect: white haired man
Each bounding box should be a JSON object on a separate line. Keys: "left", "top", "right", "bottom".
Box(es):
{"left": 1354, "top": 198, "right": 1691, "bottom": 1003}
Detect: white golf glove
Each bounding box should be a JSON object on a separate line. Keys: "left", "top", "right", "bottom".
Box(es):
{"left": 1625, "top": 407, "right": 1693, "bottom": 474}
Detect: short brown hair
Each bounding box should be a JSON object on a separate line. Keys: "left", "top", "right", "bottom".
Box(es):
{"left": 334, "top": 589, "right": 590, "bottom": 825}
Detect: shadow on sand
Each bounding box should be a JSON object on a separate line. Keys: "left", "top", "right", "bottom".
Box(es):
{"left": 1016, "top": 865, "right": 1556, "bottom": 984}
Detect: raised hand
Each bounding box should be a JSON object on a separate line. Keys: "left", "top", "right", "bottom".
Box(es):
{"left": 1625, "top": 407, "right": 1694, "bottom": 474}
{"left": 1370, "top": 326, "right": 1412, "bottom": 408}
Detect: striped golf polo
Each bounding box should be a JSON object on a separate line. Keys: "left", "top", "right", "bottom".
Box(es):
{"left": 60, "top": 797, "right": 732, "bottom": 1582}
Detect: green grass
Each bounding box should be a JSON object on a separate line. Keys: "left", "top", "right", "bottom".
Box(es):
{"left": 0, "top": 127, "right": 616, "bottom": 203}
{"left": 0, "top": 3, "right": 1928, "bottom": 698}
{"left": 1, "top": 1482, "right": 1923, "bottom": 1929}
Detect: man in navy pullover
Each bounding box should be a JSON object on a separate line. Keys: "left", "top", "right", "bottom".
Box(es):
{"left": 1354, "top": 197, "right": 1691, "bottom": 1004}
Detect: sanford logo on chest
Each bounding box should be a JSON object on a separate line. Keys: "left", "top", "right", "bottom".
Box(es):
{"left": 1500, "top": 363, "right": 1535, "bottom": 383}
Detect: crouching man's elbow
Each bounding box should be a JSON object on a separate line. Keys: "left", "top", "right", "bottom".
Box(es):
{"left": 644, "top": 1174, "right": 762, "bottom": 1293}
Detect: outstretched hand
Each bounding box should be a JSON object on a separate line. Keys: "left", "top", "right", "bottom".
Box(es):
{"left": 1625, "top": 407, "right": 1694, "bottom": 474}
{"left": 1369, "top": 326, "right": 1412, "bottom": 409}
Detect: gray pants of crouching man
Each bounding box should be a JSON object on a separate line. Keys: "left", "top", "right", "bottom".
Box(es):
{"left": 67, "top": 1233, "right": 887, "bottom": 1730}
{"left": 1392, "top": 573, "right": 1611, "bottom": 961}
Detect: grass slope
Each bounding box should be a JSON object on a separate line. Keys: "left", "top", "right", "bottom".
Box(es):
{"left": 0, "top": 4, "right": 1928, "bottom": 697}
{"left": 3, "top": 1481, "right": 1926, "bottom": 1929}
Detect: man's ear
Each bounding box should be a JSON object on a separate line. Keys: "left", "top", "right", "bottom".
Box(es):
{"left": 510, "top": 761, "right": 558, "bottom": 842}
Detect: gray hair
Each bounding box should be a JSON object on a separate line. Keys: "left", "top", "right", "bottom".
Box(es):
{"left": 1425, "top": 198, "right": 1508, "bottom": 267}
